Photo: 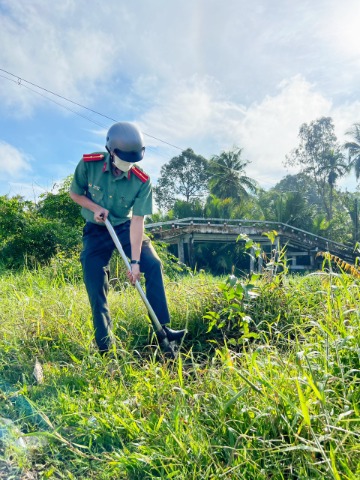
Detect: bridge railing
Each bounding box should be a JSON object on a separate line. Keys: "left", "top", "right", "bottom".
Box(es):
{"left": 145, "top": 217, "right": 355, "bottom": 253}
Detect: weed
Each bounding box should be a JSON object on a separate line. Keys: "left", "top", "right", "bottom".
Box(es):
{"left": 0, "top": 260, "right": 359, "bottom": 479}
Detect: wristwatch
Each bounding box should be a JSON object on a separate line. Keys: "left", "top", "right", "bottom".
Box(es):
{"left": 130, "top": 260, "right": 141, "bottom": 265}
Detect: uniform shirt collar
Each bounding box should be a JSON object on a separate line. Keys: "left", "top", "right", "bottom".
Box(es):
{"left": 102, "top": 154, "right": 129, "bottom": 180}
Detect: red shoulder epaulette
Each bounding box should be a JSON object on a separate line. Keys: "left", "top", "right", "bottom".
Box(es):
{"left": 129, "top": 165, "right": 149, "bottom": 183}
{"left": 82, "top": 153, "right": 105, "bottom": 162}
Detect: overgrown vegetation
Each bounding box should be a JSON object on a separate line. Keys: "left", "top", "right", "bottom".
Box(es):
{"left": 0, "top": 252, "right": 359, "bottom": 479}
{"left": 1, "top": 117, "right": 360, "bottom": 276}
{"left": 0, "top": 115, "right": 359, "bottom": 478}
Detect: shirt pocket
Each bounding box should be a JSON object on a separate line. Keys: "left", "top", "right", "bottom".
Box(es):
{"left": 117, "top": 194, "right": 134, "bottom": 208}
{"left": 87, "top": 185, "right": 104, "bottom": 203}
{"left": 112, "top": 191, "right": 135, "bottom": 216}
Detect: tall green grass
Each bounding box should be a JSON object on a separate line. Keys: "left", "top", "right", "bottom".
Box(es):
{"left": 0, "top": 264, "right": 359, "bottom": 479}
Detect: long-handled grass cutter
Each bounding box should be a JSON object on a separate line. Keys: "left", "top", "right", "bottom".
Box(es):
{"left": 104, "top": 218, "right": 177, "bottom": 359}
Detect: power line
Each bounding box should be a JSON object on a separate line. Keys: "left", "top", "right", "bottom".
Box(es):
{"left": 0, "top": 67, "right": 184, "bottom": 151}
{"left": 0, "top": 67, "right": 257, "bottom": 177}
{"left": 0, "top": 73, "right": 109, "bottom": 129}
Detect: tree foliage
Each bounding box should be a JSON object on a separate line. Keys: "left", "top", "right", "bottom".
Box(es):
{"left": 0, "top": 195, "right": 29, "bottom": 239}
{"left": 1, "top": 117, "right": 359, "bottom": 273}
{"left": 208, "top": 148, "right": 258, "bottom": 200}
{"left": 258, "top": 190, "right": 314, "bottom": 230}
{"left": 154, "top": 148, "right": 210, "bottom": 211}
{"left": 172, "top": 199, "right": 204, "bottom": 218}
{"left": 286, "top": 117, "right": 347, "bottom": 220}
{"left": 37, "top": 175, "right": 83, "bottom": 228}
{"left": 0, "top": 177, "right": 83, "bottom": 269}
{"left": 344, "top": 123, "right": 360, "bottom": 180}
{"left": 339, "top": 191, "right": 360, "bottom": 243}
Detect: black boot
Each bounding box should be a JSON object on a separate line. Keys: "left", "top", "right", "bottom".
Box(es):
{"left": 163, "top": 325, "right": 187, "bottom": 342}
{"left": 154, "top": 328, "right": 177, "bottom": 359}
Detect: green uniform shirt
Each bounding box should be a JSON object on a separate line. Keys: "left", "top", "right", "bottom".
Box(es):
{"left": 70, "top": 152, "right": 153, "bottom": 225}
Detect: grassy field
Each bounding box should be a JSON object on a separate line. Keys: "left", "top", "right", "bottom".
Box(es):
{"left": 0, "top": 260, "right": 359, "bottom": 479}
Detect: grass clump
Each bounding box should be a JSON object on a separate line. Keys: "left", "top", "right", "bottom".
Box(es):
{"left": 0, "top": 262, "right": 359, "bottom": 479}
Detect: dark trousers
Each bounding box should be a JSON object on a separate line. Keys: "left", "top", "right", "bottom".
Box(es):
{"left": 80, "top": 221, "right": 170, "bottom": 352}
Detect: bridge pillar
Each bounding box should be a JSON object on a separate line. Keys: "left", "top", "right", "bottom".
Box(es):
{"left": 188, "top": 235, "right": 195, "bottom": 269}
{"left": 250, "top": 247, "right": 255, "bottom": 274}
{"left": 310, "top": 251, "right": 315, "bottom": 270}
{"left": 177, "top": 238, "right": 185, "bottom": 263}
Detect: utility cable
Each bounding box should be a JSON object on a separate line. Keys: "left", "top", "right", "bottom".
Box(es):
{"left": 0, "top": 73, "right": 108, "bottom": 129}
{"left": 0, "top": 67, "right": 262, "bottom": 179}
{"left": 0, "top": 68, "right": 183, "bottom": 151}
{"left": 0, "top": 73, "right": 177, "bottom": 163}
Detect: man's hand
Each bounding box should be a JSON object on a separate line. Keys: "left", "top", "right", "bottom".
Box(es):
{"left": 127, "top": 264, "right": 141, "bottom": 285}
{"left": 69, "top": 192, "right": 110, "bottom": 223}
{"left": 94, "top": 206, "right": 109, "bottom": 223}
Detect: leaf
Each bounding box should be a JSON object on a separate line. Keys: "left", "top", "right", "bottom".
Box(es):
{"left": 223, "top": 386, "right": 248, "bottom": 411}
{"left": 296, "top": 379, "right": 311, "bottom": 426}
{"left": 227, "top": 274, "right": 237, "bottom": 286}
{"left": 262, "top": 230, "right": 278, "bottom": 244}
{"left": 240, "top": 333, "right": 260, "bottom": 340}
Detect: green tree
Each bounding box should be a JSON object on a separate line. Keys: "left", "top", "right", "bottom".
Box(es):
{"left": 208, "top": 148, "right": 257, "bottom": 200}
{"left": 275, "top": 173, "right": 321, "bottom": 208}
{"left": 258, "top": 189, "right": 314, "bottom": 231}
{"left": 286, "top": 117, "right": 346, "bottom": 221}
{"left": 344, "top": 123, "right": 360, "bottom": 180}
{"left": 37, "top": 175, "right": 83, "bottom": 227}
{"left": 0, "top": 195, "right": 29, "bottom": 241}
{"left": 0, "top": 216, "right": 80, "bottom": 269}
{"left": 192, "top": 241, "right": 248, "bottom": 275}
{"left": 154, "top": 148, "right": 209, "bottom": 212}
{"left": 311, "top": 214, "right": 333, "bottom": 237}
{"left": 317, "top": 149, "right": 348, "bottom": 219}
{"left": 0, "top": 178, "right": 83, "bottom": 269}
{"left": 203, "top": 193, "right": 262, "bottom": 220}
{"left": 204, "top": 195, "right": 234, "bottom": 218}
{"left": 340, "top": 191, "right": 360, "bottom": 243}
{"left": 172, "top": 199, "right": 204, "bottom": 218}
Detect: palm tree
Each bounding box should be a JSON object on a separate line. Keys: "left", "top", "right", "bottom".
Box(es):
{"left": 204, "top": 194, "right": 233, "bottom": 218}
{"left": 208, "top": 148, "right": 258, "bottom": 200}
{"left": 344, "top": 123, "right": 360, "bottom": 180}
{"left": 317, "top": 149, "right": 348, "bottom": 219}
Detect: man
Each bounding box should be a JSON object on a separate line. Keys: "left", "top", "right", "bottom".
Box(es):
{"left": 69, "top": 122, "right": 185, "bottom": 354}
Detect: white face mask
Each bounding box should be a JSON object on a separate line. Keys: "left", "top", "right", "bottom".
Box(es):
{"left": 112, "top": 154, "right": 133, "bottom": 172}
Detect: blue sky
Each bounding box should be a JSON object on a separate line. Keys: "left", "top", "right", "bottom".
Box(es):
{"left": 1, "top": 0, "right": 360, "bottom": 199}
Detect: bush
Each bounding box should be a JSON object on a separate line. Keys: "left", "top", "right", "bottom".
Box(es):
{"left": 0, "top": 217, "right": 82, "bottom": 269}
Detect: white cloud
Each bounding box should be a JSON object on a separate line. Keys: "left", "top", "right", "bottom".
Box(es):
{"left": 2, "top": 0, "right": 359, "bottom": 116}
{"left": 332, "top": 102, "right": 360, "bottom": 143}
{"left": 139, "top": 76, "right": 230, "bottom": 147}
{"left": 138, "top": 75, "right": 360, "bottom": 190}
{"left": 1, "top": 0, "right": 360, "bottom": 196}
{"left": 319, "top": 1, "right": 360, "bottom": 60}
{"left": 237, "top": 76, "right": 332, "bottom": 186}
{"left": 0, "top": 140, "right": 31, "bottom": 180}
{"left": 0, "top": 0, "right": 121, "bottom": 115}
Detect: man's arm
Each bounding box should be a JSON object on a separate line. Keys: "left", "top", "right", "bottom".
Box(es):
{"left": 127, "top": 215, "right": 144, "bottom": 284}
{"left": 69, "top": 191, "right": 109, "bottom": 223}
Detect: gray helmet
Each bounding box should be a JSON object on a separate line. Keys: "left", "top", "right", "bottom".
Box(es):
{"left": 106, "top": 122, "right": 145, "bottom": 162}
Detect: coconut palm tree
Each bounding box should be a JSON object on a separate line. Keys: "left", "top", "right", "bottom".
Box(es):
{"left": 317, "top": 149, "right": 348, "bottom": 219}
{"left": 344, "top": 123, "right": 360, "bottom": 180}
{"left": 208, "top": 148, "right": 258, "bottom": 200}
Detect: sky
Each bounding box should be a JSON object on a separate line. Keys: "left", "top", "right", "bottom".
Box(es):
{"left": 1, "top": 0, "right": 360, "bottom": 200}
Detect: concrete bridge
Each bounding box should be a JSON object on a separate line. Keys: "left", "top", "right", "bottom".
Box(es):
{"left": 145, "top": 217, "right": 357, "bottom": 272}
